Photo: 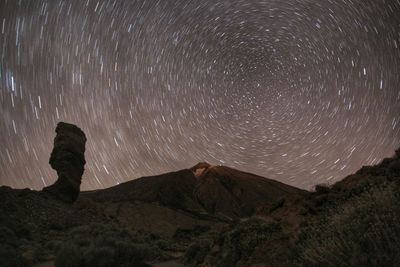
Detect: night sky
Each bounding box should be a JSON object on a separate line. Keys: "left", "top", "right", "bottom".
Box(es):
{"left": 0, "top": 0, "right": 399, "bottom": 190}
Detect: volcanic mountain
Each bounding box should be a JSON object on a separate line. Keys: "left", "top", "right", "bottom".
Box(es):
{"left": 86, "top": 162, "right": 307, "bottom": 220}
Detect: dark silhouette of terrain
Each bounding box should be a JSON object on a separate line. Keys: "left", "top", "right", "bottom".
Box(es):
{"left": 43, "top": 122, "right": 87, "bottom": 203}
{"left": 87, "top": 162, "right": 306, "bottom": 219}
{"left": 1, "top": 122, "right": 400, "bottom": 267}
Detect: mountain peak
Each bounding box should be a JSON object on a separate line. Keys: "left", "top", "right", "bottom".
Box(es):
{"left": 190, "top": 162, "right": 214, "bottom": 178}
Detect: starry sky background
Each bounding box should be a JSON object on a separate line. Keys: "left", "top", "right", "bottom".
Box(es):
{"left": 0, "top": 0, "right": 399, "bottom": 190}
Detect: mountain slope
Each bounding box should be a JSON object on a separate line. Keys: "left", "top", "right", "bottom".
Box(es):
{"left": 85, "top": 162, "right": 307, "bottom": 219}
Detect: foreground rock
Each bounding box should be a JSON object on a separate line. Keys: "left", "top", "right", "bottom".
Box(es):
{"left": 43, "top": 122, "right": 86, "bottom": 203}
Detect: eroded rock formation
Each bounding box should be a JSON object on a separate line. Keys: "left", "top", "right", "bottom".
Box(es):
{"left": 43, "top": 122, "right": 86, "bottom": 203}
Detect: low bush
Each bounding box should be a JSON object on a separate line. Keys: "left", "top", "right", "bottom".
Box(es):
{"left": 292, "top": 180, "right": 400, "bottom": 266}
{"left": 0, "top": 244, "right": 30, "bottom": 267}
{"left": 184, "top": 239, "right": 213, "bottom": 265}
{"left": 54, "top": 223, "right": 166, "bottom": 267}
{"left": 207, "top": 220, "right": 283, "bottom": 267}
{"left": 174, "top": 225, "right": 211, "bottom": 240}
{"left": 314, "top": 184, "right": 330, "bottom": 194}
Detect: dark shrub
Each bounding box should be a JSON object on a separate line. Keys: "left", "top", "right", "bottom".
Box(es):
{"left": 269, "top": 198, "right": 285, "bottom": 213}
{"left": 0, "top": 227, "right": 29, "bottom": 267}
{"left": 211, "top": 220, "right": 282, "bottom": 266}
{"left": 84, "top": 246, "right": 115, "bottom": 267}
{"left": 387, "top": 159, "right": 400, "bottom": 176}
{"left": 184, "top": 239, "right": 213, "bottom": 265}
{"left": 0, "top": 245, "right": 30, "bottom": 267}
{"left": 293, "top": 180, "right": 400, "bottom": 266}
{"left": 174, "top": 225, "right": 211, "bottom": 240}
{"left": 314, "top": 184, "right": 330, "bottom": 194}
{"left": 55, "top": 242, "right": 82, "bottom": 267}
{"left": 54, "top": 223, "right": 162, "bottom": 267}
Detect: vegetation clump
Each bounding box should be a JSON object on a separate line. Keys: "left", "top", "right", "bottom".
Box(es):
{"left": 55, "top": 223, "right": 168, "bottom": 267}
{"left": 293, "top": 179, "right": 400, "bottom": 266}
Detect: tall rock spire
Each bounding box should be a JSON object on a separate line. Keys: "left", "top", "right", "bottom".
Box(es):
{"left": 43, "top": 122, "right": 87, "bottom": 203}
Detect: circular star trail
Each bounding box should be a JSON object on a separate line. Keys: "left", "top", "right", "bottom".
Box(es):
{"left": 0, "top": 0, "right": 399, "bottom": 190}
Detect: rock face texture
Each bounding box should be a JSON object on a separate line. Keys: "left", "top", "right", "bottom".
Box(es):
{"left": 43, "top": 122, "right": 86, "bottom": 203}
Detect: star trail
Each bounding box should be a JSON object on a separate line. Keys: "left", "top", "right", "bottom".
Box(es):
{"left": 0, "top": 0, "right": 399, "bottom": 190}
